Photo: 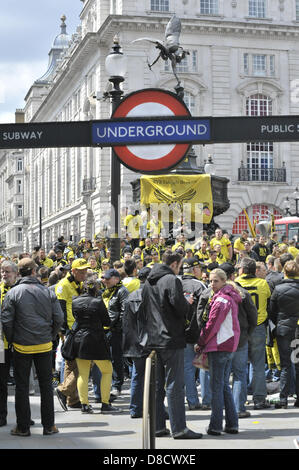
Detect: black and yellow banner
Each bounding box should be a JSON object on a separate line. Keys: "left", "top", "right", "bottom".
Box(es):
{"left": 140, "top": 174, "right": 213, "bottom": 223}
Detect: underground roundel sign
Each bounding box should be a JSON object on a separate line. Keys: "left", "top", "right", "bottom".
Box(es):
{"left": 111, "top": 88, "right": 192, "bottom": 173}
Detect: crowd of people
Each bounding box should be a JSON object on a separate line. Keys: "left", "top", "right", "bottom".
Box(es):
{"left": 0, "top": 224, "right": 299, "bottom": 439}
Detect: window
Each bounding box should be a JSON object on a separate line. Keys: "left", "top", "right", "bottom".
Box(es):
{"left": 16, "top": 179, "right": 22, "bottom": 194}
{"left": 296, "top": 0, "right": 299, "bottom": 20}
{"left": 17, "top": 205, "right": 23, "bottom": 218}
{"left": 17, "top": 158, "right": 23, "bottom": 172}
{"left": 232, "top": 205, "right": 282, "bottom": 235}
{"left": 232, "top": 210, "right": 249, "bottom": 235}
{"left": 200, "top": 0, "right": 218, "bottom": 14}
{"left": 183, "top": 91, "right": 196, "bottom": 115}
{"left": 165, "top": 50, "right": 198, "bottom": 73}
{"left": 246, "top": 94, "right": 273, "bottom": 181}
{"left": 150, "top": 0, "right": 169, "bottom": 11}
{"left": 253, "top": 54, "right": 266, "bottom": 76}
{"left": 246, "top": 142, "right": 273, "bottom": 181}
{"left": 191, "top": 51, "right": 198, "bottom": 72}
{"left": 176, "top": 55, "right": 189, "bottom": 73}
{"left": 243, "top": 53, "right": 275, "bottom": 77}
{"left": 17, "top": 227, "right": 23, "bottom": 243}
{"left": 246, "top": 93, "right": 272, "bottom": 116}
{"left": 248, "top": 0, "right": 266, "bottom": 18}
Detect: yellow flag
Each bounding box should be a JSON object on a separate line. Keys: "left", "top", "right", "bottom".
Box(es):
{"left": 271, "top": 213, "right": 275, "bottom": 233}
{"left": 140, "top": 174, "right": 213, "bottom": 223}
{"left": 244, "top": 208, "right": 256, "bottom": 237}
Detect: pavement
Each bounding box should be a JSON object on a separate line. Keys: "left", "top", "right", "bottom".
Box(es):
{"left": 1, "top": 379, "right": 299, "bottom": 452}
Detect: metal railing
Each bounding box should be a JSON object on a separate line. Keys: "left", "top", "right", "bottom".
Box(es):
{"left": 238, "top": 166, "right": 286, "bottom": 182}
{"left": 142, "top": 350, "right": 157, "bottom": 449}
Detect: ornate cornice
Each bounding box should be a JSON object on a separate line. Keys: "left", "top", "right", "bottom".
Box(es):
{"left": 100, "top": 14, "right": 299, "bottom": 41}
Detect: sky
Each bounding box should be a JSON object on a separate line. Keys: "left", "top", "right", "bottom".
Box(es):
{"left": 0, "top": 0, "right": 83, "bottom": 123}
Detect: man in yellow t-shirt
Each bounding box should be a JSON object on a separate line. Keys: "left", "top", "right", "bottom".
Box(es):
{"left": 38, "top": 248, "right": 54, "bottom": 269}
{"left": 288, "top": 240, "right": 299, "bottom": 259}
{"left": 233, "top": 230, "right": 249, "bottom": 258}
{"left": 122, "top": 259, "right": 141, "bottom": 293}
{"left": 235, "top": 257, "right": 271, "bottom": 410}
{"left": 210, "top": 228, "right": 232, "bottom": 261}
{"left": 55, "top": 258, "right": 89, "bottom": 410}
{"left": 213, "top": 243, "right": 228, "bottom": 264}
{"left": 194, "top": 239, "right": 210, "bottom": 263}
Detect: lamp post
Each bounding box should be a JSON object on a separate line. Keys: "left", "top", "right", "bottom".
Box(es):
{"left": 105, "top": 35, "right": 127, "bottom": 263}
{"left": 282, "top": 187, "right": 299, "bottom": 217}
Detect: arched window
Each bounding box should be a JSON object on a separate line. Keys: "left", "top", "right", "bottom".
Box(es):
{"left": 232, "top": 204, "right": 282, "bottom": 235}
{"left": 246, "top": 93, "right": 272, "bottom": 116}
{"left": 246, "top": 94, "right": 273, "bottom": 181}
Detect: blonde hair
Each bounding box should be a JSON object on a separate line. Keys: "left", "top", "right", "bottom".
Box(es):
{"left": 210, "top": 268, "right": 227, "bottom": 282}
{"left": 283, "top": 260, "right": 299, "bottom": 278}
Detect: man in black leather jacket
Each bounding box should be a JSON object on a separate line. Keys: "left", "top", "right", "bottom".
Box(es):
{"left": 141, "top": 252, "right": 203, "bottom": 440}
{"left": 101, "top": 269, "right": 129, "bottom": 399}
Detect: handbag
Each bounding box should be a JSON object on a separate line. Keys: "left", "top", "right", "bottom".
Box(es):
{"left": 192, "top": 351, "right": 209, "bottom": 370}
{"left": 61, "top": 330, "right": 76, "bottom": 361}
{"left": 266, "top": 319, "right": 276, "bottom": 348}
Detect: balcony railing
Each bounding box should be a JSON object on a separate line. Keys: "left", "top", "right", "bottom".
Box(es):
{"left": 238, "top": 166, "right": 286, "bottom": 183}
{"left": 82, "top": 177, "right": 96, "bottom": 195}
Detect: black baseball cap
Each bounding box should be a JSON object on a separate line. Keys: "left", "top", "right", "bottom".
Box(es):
{"left": 183, "top": 257, "right": 205, "bottom": 269}
{"left": 138, "top": 267, "right": 151, "bottom": 281}
{"left": 219, "top": 262, "right": 235, "bottom": 276}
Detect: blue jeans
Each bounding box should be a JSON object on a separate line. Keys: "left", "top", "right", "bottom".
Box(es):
{"left": 248, "top": 323, "right": 267, "bottom": 403}
{"left": 155, "top": 349, "right": 186, "bottom": 436}
{"left": 208, "top": 351, "right": 238, "bottom": 432}
{"left": 184, "top": 344, "right": 200, "bottom": 407}
{"left": 276, "top": 333, "right": 295, "bottom": 402}
{"left": 199, "top": 370, "right": 212, "bottom": 406}
{"left": 130, "top": 356, "right": 147, "bottom": 416}
{"left": 231, "top": 343, "right": 248, "bottom": 413}
{"left": 107, "top": 330, "right": 124, "bottom": 392}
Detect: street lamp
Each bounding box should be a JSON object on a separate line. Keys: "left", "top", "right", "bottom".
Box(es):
{"left": 105, "top": 35, "right": 127, "bottom": 262}
{"left": 282, "top": 187, "right": 299, "bottom": 216}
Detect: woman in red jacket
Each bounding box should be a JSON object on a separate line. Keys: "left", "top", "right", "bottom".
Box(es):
{"left": 197, "top": 268, "right": 242, "bottom": 436}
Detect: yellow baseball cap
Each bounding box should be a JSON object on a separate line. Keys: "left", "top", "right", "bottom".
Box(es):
{"left": 71, "top": 258, "right": 90, "bottom": 270}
